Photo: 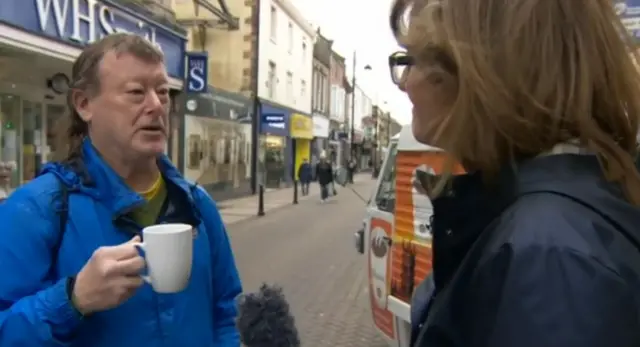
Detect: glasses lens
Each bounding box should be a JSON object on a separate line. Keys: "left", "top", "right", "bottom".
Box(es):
{"left": 391, "top": 65, "right": 408, "bottom": 84}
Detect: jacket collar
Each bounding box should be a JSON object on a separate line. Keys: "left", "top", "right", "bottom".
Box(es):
{"left": 429, "top": 143, "right": 595, "bottom": 290}
{"left": 42, "top": 138, "right": 197, "bottom": 216}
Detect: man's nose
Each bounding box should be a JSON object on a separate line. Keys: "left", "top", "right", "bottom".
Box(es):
{"left": 145, "top": 90, "right": 165, "bottom": 112}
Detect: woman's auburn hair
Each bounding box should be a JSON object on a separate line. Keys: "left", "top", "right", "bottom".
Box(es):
{"left": 391, "top": 0, "right": 640, "bottom": 204}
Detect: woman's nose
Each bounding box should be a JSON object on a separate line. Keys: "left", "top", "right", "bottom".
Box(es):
{"left": 399, "top": 79, "right": 407, "bottom": 92}
{"left": 398, "top": 68, "right": 410, "bottom": 92}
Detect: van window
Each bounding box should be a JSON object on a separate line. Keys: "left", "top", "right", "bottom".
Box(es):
{"left": 374, "top": 142, "right": 398, "bottom": 212}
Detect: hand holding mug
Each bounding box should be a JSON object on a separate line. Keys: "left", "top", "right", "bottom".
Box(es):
{"left": 71, "top": 236, "right": 145, "bottom": 315}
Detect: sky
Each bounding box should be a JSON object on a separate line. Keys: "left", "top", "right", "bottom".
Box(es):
{"left": 293, "top": 0, "right": 412, "bottom": 125}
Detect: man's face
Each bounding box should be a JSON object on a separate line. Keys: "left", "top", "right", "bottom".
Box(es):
{"left": 0, "top": 162, "right": 12, "bottom": 186}
{"left": 78, "top": 51, "right": 170, "bottom": 158}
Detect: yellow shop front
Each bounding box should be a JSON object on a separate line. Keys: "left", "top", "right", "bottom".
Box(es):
{"left": 290, "top": 113, "right": 313, "bottom": 180}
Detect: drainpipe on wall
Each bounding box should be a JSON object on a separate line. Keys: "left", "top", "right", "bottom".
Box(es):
{"left": 250, "top": 0, "right": 262, "bottom": 195}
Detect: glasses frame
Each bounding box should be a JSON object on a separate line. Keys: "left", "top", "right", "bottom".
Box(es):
{"left": 388, "top": 51, "right": 415, "bottom": 85}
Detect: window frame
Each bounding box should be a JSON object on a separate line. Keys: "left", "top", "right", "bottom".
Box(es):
{"left": 270, "top": 6, "right": 277, "bottom": 42}
{"left": 287, "top": 21, "right": 293, "bottom": 53}
{"left": 372, "top": 141, "right": 398, "bottom": 212}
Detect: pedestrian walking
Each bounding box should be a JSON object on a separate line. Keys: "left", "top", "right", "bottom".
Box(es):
{"left": 347, "top": 159, "right": 357, "bottom": 184}
{"left": 390, "top": 0, "right": 640, "bottom": 346}
{"left": 0, "top": 33, "right": 242, "bottom": 346}
{"left": 315, "top": 155, "right": 333, "bottom": 203}
{"left": 297, "top": 158, "right": 312, "bottom": 196}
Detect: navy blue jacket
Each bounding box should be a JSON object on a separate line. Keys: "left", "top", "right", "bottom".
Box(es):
{"left": 411, "top": 153, "right": 640, "bottom": 347}
{"left": 315, "top": 162, "right": 333, "bottom": 185}
{"left": 297, "top": 162, "right": 312, "bottom": 183}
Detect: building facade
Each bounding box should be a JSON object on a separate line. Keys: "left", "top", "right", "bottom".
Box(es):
{"left": 173, "top": 0, "right": 257, "bottom": 201}
{"left": 173, "top": 0, "right": 247, "bottom": 93}
{"left": 311, "top": 29, "right": 332, "bottom": 168}
{"left": 256, "top": 0, "right": 315, "bottom": 188}
{"left": 328, "top": 50, "right": 350, "bottom": 167}
{"left": 0, "top": 0, "right": 186, "bottom": 189}
{"left": 351, "top": 84, "right": 371, "bottom": 169}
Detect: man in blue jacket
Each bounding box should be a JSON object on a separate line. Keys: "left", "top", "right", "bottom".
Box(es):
{"left": 0, "top": 33, "right": 242, "bottom": 346}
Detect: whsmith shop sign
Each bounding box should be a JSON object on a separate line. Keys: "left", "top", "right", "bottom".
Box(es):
{"left": 0, "top": 0, "right": 186, "bottom": 78}
{"left": 616, "top": 1, "right": 640, "bottom": 38}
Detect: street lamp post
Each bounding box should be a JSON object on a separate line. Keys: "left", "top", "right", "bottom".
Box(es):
{"left": 386, "top": 113, "right": 391, "bottom": 146}
{"left": 350, "top": 52, "right": 356, "bottom": 160}
{"left": 349, "top": 50, "right": 372, "bottom": 164}
{"left": 372, "top": 107, "right": 379, "bottom": 178}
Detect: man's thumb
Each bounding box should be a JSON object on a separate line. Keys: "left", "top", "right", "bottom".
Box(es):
{"left": 128, "top": 235, "right": 141, "bottom": 243}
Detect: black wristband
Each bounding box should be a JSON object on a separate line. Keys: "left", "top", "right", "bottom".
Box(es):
{"left": 65, "top": 276, "right": 84, "bottom": 318}
{"left": 65, "top": 277, "right": 76, "bottom": 299}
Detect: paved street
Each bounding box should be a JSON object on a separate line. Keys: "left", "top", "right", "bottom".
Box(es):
{"left": 226, "top": 177, "right": 387, "bottom": 347}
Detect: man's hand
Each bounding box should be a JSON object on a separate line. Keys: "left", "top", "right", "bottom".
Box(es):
{"left": 71, "top": 236, "right": 146, "bottom": 315}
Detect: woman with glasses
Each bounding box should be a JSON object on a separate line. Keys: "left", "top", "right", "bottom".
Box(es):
{"left": 390, "top": 0, "right": 640, "bottom": 346}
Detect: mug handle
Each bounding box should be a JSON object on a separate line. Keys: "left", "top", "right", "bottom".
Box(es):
{"left": 134, "top": 242, "right": 152, "bottom": 284}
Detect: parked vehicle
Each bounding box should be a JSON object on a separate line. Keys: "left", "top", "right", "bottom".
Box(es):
{"left": 354, "top": 125, "right": 464, "bottom": 347}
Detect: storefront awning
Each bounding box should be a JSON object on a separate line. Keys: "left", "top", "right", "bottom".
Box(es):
{"left": 182, "top": 87, "right": 252, "bottom": 122}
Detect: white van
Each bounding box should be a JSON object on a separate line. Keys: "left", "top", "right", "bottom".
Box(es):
{"left": 354, "top": 125, "right": 464, "bottom": 347}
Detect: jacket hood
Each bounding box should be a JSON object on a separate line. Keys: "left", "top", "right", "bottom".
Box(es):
{"left": 39, "top": 138, "right": 196, "bottom": 215}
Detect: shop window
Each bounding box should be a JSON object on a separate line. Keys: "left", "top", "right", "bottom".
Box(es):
{"left": 264, "top": 135, "right": 286, "bottom": 188}
{"left": 46, "top": 104, "right": 66, "bottom": 162}
{"left": 188, "top": 134, "right": 203, "bottom": 169}
{"left": 0, "top": 94, "right": 20, "bottom": 188}
{"left": 21, "top": 101, "right": 43, "bottom": 183}
{"left": 185, "top": 117, "right": 253, "bottom": 192}
{"left": 374, "top": 142, "right": 398, "bottom": 212}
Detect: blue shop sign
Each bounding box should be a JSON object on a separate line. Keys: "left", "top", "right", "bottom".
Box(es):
{"left": 185, "top": 52, "right": 208, "bottom": 93}
{"left": 0, "top": 0, "right": 186, "bottom": 78}
{"left": 616, "top": 1, "right": 640, "bottom": 38}
{"left": 260, "top": 103, "right": 289, "bottom": 137}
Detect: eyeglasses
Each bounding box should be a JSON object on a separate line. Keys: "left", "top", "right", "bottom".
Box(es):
{"left": 388, "top": 51, "right": 415, "bottom": 85}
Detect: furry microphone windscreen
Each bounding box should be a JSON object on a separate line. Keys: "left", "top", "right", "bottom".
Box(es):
{"left": 236, "top": 284, "right": 301, "bottom": 347}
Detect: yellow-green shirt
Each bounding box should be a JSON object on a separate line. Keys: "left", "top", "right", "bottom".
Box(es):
{"left": 130, "top": 175, "right": 167, "bottom": 227}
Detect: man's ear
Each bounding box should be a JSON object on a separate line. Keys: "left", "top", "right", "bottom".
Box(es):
{"left": 71, "top": 89, "right": 93, "bottom": 122}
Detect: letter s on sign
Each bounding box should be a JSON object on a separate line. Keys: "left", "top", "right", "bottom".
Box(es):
{"left": 189, "top": 66, "right": 205, "bottom": 92}
{"left": 98, "top": 6, "right": 115, "bottom": 36}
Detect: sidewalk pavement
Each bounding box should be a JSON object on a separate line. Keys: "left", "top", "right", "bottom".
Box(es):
{"left": 227, "top": 178, "right": 385, "bottom": 346}
{"left": 217, "top": 173, "right": 372, "bottom": 226}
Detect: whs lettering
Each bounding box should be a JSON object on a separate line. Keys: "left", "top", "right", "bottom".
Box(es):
{"left": 34, "top": 0, "right": 160, "bottom": 47}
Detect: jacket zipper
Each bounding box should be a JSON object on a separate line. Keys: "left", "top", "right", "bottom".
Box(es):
{"left": 113, "top": 210, "right": 166, "bottom": 343}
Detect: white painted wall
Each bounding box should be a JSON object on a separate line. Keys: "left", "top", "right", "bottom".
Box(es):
{"left": 352, "top": 84, "right": 372, "bottom": 129}
{"left": 257, "top": 0, "right": 315, "bottom": 114}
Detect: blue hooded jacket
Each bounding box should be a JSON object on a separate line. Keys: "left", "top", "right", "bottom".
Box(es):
{"left": 0, "top": 139, "right": 242, "bottom": 346}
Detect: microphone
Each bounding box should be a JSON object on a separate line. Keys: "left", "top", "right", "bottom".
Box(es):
{"left": 236, "top": 284, "right": 301, "bottom": 347}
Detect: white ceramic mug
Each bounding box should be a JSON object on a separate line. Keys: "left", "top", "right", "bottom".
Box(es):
{"left": 137, "top": 223, "right": 194, "bottom": 293}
